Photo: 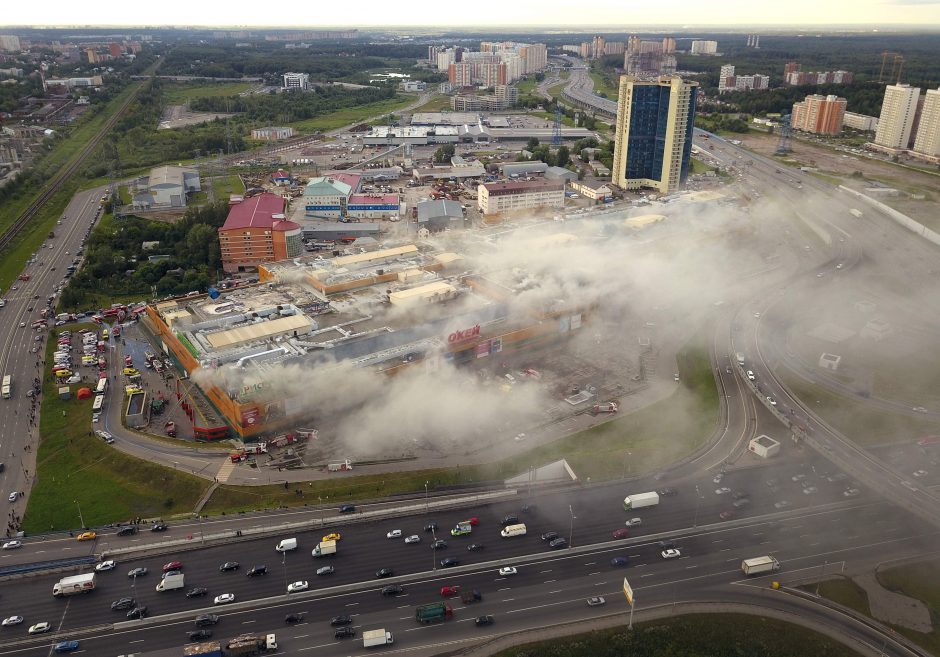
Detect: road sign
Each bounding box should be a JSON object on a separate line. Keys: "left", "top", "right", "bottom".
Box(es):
{"left": 623, "top": 577, "right": 634, "bottom": 606}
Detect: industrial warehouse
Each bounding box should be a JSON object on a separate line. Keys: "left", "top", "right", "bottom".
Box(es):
{"left": 145, "top": 241, "right": 587, "bottom": 439}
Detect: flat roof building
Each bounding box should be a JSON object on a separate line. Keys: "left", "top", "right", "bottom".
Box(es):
{"left": 791, "top": 94, "right": 846, "bottom": 136}
{"left": 219, "top": 193, "right": 303, "bottom": 273}
{"left": 875, "top": 84, "right": 921, "bottom": 150}
{"left": 134, "top": 165, "right": 201, "bottom": 209}
{"left": 478, "top": 180, "right": 565, "bottom": 216}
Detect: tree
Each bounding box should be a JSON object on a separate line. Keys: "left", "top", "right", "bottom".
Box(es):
{"left": 526, "top": 137, "right": 540, "bottom": 151}
{"left": 433, "top": 143, "right": 455, "bottom": 163}
{"left": 556, "top": 146, "right": 570, "bottom": 168}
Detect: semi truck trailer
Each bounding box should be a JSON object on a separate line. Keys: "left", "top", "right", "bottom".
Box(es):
{"left": 415, "top": 602, "right": 453, "bottom": 624}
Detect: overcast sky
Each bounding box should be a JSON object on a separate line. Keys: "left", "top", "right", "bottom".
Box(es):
{"left": 3, "top": 0, "right": 939, "bottom": 27}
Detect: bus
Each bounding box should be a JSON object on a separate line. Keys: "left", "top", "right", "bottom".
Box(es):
{"left": 95, "top": 378, "right": 108, "bottom": 396}
{"left": 1, "top": 375, "right": 11, "bottom": 399}
{"left": 92, "top": 395, "right": 104, "bottom": 413}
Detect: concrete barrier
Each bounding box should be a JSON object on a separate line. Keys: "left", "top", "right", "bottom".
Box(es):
{"left": 839, "top": 185, "right": 940, "bottom": 248}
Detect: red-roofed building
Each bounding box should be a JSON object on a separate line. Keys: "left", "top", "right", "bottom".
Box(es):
{"left": 218, "top": 193, "right": 303, "bottom": 273}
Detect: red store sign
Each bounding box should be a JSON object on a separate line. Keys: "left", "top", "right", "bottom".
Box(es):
{"left": 448, "top": 324, "right": 480, "bottom": 343}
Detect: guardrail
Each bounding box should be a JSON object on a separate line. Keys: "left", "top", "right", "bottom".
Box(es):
{"left": 0, "top": 555, "right": 97, "bottom": 578}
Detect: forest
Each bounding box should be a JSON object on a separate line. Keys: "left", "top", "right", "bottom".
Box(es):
{"left": 189, "top": 83, "right": 397, "bottom": 122}
{"left": 58, "top": 202, "right": 231, "bottom": 310}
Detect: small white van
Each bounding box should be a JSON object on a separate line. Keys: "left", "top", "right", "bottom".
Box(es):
{"left": 276, "top": 537, "right": 298, "bottom": 552}
{"left": 500, "top": 523, "right": 527, "bottom": 538}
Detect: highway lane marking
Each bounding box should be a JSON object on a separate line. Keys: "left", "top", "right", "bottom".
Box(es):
{"left": 399, "top": 616, "right": 411, "bottom": 620}
{"left": 633, "top": 563, "right": 646, "bottom": 567}
{"left": 589, "top": 571, "right": 601, "bottom": 576}
{"left": 726, "top": 557, "right": 738, "bottom": 562}
{"left": 397, "top": 604, "right": 410, "bottom": 609}
{"left": 721, "top": 548, "right": 731, "bottom": 552}
{"left": 539, "top": 569, "right": 552, "bottom": 573}
{"left": 294, "top": 634, "right": 308, "bottom": 639}
{"left": 242, "top": 620, "right": 256, "bottom": 624}
{"left": 501, "top": 598, "right": 515, "bottom": 602}
{"left": 685, "top": 565, "right": 697, "bottom": 569}
{"left": 583, "top": 561, "right": 595, "bottom": 566}
{"left": 549, "top": 590, "right": 562, "bottom": 594}
{"left": 345, "top": 602, "right": 359, "bottom": 606}
{"left": 497, "top": 587, "right": 511, "bottom": 591}
{"left": 629, "top": 554, "right": 641, "bottom": 558}
{"left": 129, "top": 639, "right": 144, "bottom": 643}
{"left": 594, "top": 581, "right": 607, "bottom": 586}
{"left": 297, "top": 642, "right": 335, "bottom": 651}
{"left": 544, "top": 579, "right": 556, "bottom": 583}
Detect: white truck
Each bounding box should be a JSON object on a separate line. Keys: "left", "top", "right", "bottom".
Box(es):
{"left": 363, "top": 629, "right": 394, "bottom": 648}
{"left": 311, "top": 539, "right": 337, "bottom": 557}
{"left": 741, "top": 556, "right": 781, "bottom": 576}
{"left": 275, "top": 537, "right": 297, "bottom": 552}
{"left": 735, "top": 352, "right": 745, "bottom": 366}
{"left": 53, "top": 573, "right": 96, "bottom": 597}
{"left": 156, "top": 572, "right": 185, "bottom": 592}
{"left": 623, "top": 491, "right": 660, "bottom": 510}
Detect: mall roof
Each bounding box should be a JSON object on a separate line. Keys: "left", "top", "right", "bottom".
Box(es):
{"left": 220, "top": 193, "right": 286, "bottom": 231}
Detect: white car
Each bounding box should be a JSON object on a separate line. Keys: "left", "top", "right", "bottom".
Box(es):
{"left": 404, "top": 534, "right": 421, "bottom": 544}
{"left": 498, "top": 567, "right": 518, "bottom": 576}
{"left": 95, "top": 560, "right": 116, "bottom": 572}
{"left": 746, "top": 370, "right": 755, "bottom": 381}
{"left": 386, "top": 529, "right": 402, "bottom": 539}
{"left": 8, "top": 492, "right": 20, "bottom": 502}
{"left": 28, "top": 622, "right": 51, "bottom": 635}
{"left": 765, "top": 396, "right": 777, "bottom": 406}
{"left": 802, "top": 486, "right": 818, "bottom": 495}
{"left": 661, "top": 549, "right": 682, "bottom": 559}
{"left": 912, "top": 470, "right": 928, "bottom": 478}
{"left": 843, "top": 488, "right": 861, "bottom": 498}
{"left": 715, "top": 487, "right": 731, "bottom": 495}
{"left": 625, "top": 518, "right": 642, "bottom": 527}
{"left": 712, "top": 473, "right": 724, "bottom": 484}
{"left": 287, "top": 581, "right": 308, "bottom": 593}
{"left": 2, "top": 540, "right": 22, "bottom": 550}
{"left": 1, "top": 616, "right": 23, "bottom": 627}
{"left": 213, "top": 593, "right": 236, "bottom": 605}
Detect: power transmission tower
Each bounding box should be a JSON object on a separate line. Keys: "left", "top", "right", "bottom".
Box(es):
{"left": 775, "top": 114, "right": 791, "bottom": 155}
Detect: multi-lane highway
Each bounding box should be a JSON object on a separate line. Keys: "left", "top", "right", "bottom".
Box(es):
{"left": 0, "top": 186, "right": 107, "bottom": 536}
{"left": 1, "top": 454, "right": 934, "bottom": 654}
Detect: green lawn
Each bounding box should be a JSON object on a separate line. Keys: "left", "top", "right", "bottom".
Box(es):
{"left": 209, "top": 174, "right": 245, "bottom": 202}
{"left": 289, "top": 96, "right": 417, "bottom": 133}
{"left": 205, "top": 335, "right": 718, "bottom": 514}
{"left": 690, "top": 158, "right": 716, "bottom": 174}
{"left": 162, "top": 82, "right": 254, "bottom": 105}
{"left": 516, "top": 77, "right": 538, "bottom": 95}
{"left": 495, "top": 613, "right": 864, "bottom": 657}
{"left": 531, "top": 111, "right": 576, "bottom": 127}
{"left": 876, "top": 558, "right": 940, "bottom": 655}
{"left": 589, "top": 68, "right": 618, "bottom": 99}
{"left": 23, "top": 325, "right": 210, "bottom": 533}
{"left": 780, "top": 368, "right": 940, "bottom": 446}
{"left": 799, "top": 578, "right": 872, "bottom": 617}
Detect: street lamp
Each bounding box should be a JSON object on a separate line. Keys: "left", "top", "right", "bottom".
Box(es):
{"left": 693, "top": 485, "right": 701, "bottom": 528}
{"left": 318, "top": 495, "right": 323, "bottom": 525}
{"left": 424, "top": 481, "right": 429, "bottom": 514}
{"left": 568, "top": 505, "right": 576, "bottom": 548}
{"left": 431, "top": 526, "right": 437, "bottom": 572}
{"left": 622, "top": 451, "right": 632, "bottom": 479}
{"left": 74, "top": 500, "right": 85, "bottom": 529}
{"left": 282, "top": 550, "right": 288, "bottom": 596}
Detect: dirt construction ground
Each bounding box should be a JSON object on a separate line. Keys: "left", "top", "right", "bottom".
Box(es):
{"left": 738, "top": 131, "right": 940, "bottom": 231}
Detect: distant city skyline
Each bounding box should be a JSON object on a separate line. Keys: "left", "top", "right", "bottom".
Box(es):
{"left": 2, "top": 0, "right": 940, "bottom": 28}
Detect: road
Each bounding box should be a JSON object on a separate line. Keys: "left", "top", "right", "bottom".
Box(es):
{"left": 0, "top": 187, "right": 107, "bottom": 538}
{"left": 1, "top": 473, "right": 932, "bottom": 656}
{"left": 695, "top": 131, "right": 940, "bottom": 529}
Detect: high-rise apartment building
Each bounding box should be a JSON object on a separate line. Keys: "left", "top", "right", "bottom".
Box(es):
{"left": 784, "top": 62, "right": 800, "bottom": 78}
{"left": 612, "top": 76, "right": 698, "bottom": 195}
{"left": 428, "top": 45, "right": 444, "bottom": 65}
{"left": 448, "top": 62, "right": 473, "bottom": 87}
{"left": 875, "top": 83, "right": 922, "bottom": 150}
{"left": 592, "top": 36, "right": 606, "bottom": 60}
{"left": 718, "top": 64, "right": 736, "bottom": 92}
{"left": 662, "top": 37, "right": 676, "bottom": 54}
{"left": 282, "top": 72, "right": 310, "bottom": 91}
{"left": 0, "top": 35, "right": 21, "bottom": 52}
{"left": 791, "top": 94, "right": 847, "bottom": 135}
{"left": 912, "top": 88, "right": 940, "bottom": 158}
{"left": 437, "top": 49, "right": 457, "bottom": 71}
{"left": 690, "top": 40, "right": 718, "bottom": 55}
{"left": 624, "top": 38, "right": 675, "bottom": 78}
{"left": 605, "top": 42, "right": 625, "bottom": 56}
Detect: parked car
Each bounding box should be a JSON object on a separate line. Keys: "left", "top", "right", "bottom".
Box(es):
{"left": 475, "top": 615, "right": 495, "bottom": 626}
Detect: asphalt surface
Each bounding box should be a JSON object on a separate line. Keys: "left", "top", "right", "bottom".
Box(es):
{"left": 0, "top": 186, "right": 107, "bottom": 538}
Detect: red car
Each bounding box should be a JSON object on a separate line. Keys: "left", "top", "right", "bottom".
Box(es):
{"left": 719, "top": 510, "right": 735, "bottom": 520}
{"left": 464, "top": 517, "right": 479, "bottom": 526}
{"left": 162, "top": 561, "right": 183, "bottom": 572}
{"left": 612, "top": 528, "right": 629, "bottom": 539}
{"left": 440, "top": 586, "right": 460, "bottom": 597}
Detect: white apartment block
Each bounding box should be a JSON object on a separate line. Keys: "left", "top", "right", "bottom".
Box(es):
{"left": 913, "top": 88, "right": 940, "bottom": 158}
{"left": 437, "top": 49, "right": 456, "bottom": 71}
{"left": 842, "top": 112, "right": 878, "bottom": 132}
{"left": 0, "top": 35, "right": 21, "bottom": 52}
{"left": 477, "top": 180, "right": 565, "bottom": 215}
{"left": 690, "top": 40, "right": 718, "bottom": 55}
{"left": 875, "top": 83, "right": 921, "bottom": 150}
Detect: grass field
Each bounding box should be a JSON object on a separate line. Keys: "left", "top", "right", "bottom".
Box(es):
{"left": 876, "top": 558, "right": 940, "bottom": 655}
{"left": 162, "top": 82, "right": 254, "bottom": 105}
{"left": 204, "top": 335, "right": 718, "bottom": 514}
{"left": 516, "top": 77, "right": 538, "bottom": 95}
{"left": 799, "top": 578, "right": 872, "bottom": 617}
{"left": 23, "top": 325, "right": 209, "bottom": 532}
{"left": 690, "top": 158, "right": 716, "bottom": 175}
{"left": 589, "top": 68, "right": 618, "bottom": 99}
{"left": 780, "top": 368, "right": 940, "bottom": 446}
{"left": 531, "top": 111, "right": 576, "bottom": 127}
{"left": 412, "top": 95, "right": 452, "bottom": 112}
{"left": 495, "top": 613, "right": 865, "bottom": 657}
{"left": 209, "top": 174, "right": 245, "bottom": 202}
{"left": 289, "top": 96, "right": 417, "bottom": 133}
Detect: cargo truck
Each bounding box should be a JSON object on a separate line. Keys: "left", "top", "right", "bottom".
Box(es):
{"left": 741, "top": 556, "right": 780, "bottom": 576}
{"left": 622, "top": 492, "right": 660, "bottom": 510}
{"left": 735, "top": 352, "right": 745, "bottom": 366}
{"left": 53, "top": 573, "right": 96, "bottom": 597}
{"left": 451, "top": 521, "right": 472, "bottom": 537}
{"left": 182, "top": 633, "right": 277, "bottom": 657}
{"left": 415, "top": 602, "right": 453, "bottom": 624}
{"left": 363, "top": 629, "right": 394, "bottom": 648}
{"left": 311, "top": 539, "right": 337, "bottom": 557}
{"left": 156, "top": 572, "right": 185, "bottom": 592}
